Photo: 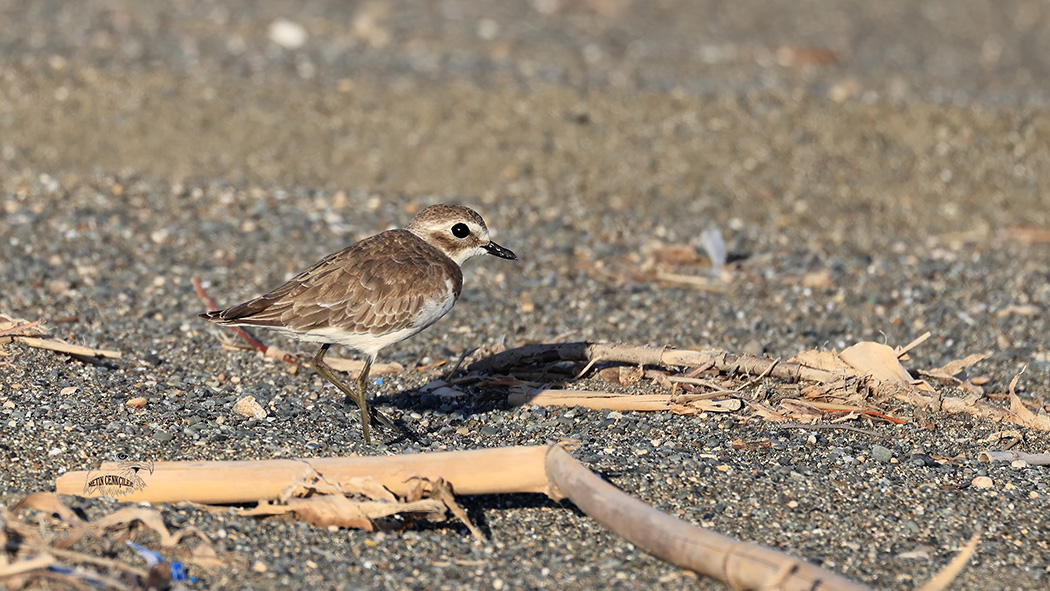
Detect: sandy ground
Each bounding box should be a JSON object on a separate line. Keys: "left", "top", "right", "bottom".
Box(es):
{"left": 2, "top": 1, "right": 1050, "bottom": 590}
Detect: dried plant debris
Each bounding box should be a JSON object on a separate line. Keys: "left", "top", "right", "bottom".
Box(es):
{"left": 1, "top": 493, "right": 224, "bottom": 590}
{"left": 477, "top": 338, "right": 1050, "bottom": 432}
{"left": 235, "top": 474, "right": 479, "bottom": 538}
{"left": 0, "top": 313, "right": 120, "bottom": 361}
{"left": 576, "top": 226, "right": 734, "bottom": 292}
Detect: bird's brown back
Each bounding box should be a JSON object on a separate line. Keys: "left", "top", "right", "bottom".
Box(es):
{"left": 203, "top": 229, "right": 463, "bottom": 336}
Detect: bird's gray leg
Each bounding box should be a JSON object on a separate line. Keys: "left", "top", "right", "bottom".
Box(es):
{"left": 313, "top": 344, "right": 371, "bottom": 443}
{"left": 312, "top": 345, "right": 394, "bottom": 443}
{"left": 356, "top": 355, "right": 397, "bottom": 432}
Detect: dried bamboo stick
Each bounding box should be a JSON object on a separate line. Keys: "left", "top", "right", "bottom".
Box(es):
{"left": 55, "top": 446, "right": 560, "bottom": 504}
{"left": 543, "top": 445, "right": 871, "bottom": 591}
{"left": 508, "top": 388, "right": 740, "bottom": 413}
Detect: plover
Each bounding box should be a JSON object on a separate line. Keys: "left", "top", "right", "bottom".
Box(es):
{"left": 201, "top": 204, "right": 517, "bottom": 443}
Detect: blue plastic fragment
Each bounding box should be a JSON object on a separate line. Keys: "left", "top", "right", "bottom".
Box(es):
{"left": 127, "top": 540, "right": 190, "bottom": 582}
{"left": 126, "top": 540, "right": 162, "bottom": 567}
{"left": 169, "top": 561, "right": 188, "bottom": 582}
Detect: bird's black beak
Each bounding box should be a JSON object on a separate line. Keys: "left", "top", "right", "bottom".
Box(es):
{"left": 484, "top": 241, "right": 517, "bottom": 260}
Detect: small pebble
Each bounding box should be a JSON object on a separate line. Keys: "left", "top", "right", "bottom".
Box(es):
{"left": 126, "top": 397, "right": 147, "bottom": 407}
{"left": 871, "top": 445, "right": 893, "bottom": 463}
{"left": 741, "top": 340, "right": 765, "bottom": 356}
{"left": 971, "top": 476, "right": 994, "bottom": 489}
{"left": 233, "top": 396, "right": 267, "bottom": 420}
{"left": 268, "top": 19, "right": 307, "bottom": 49}
{"left": 908, "top": 453, "right": 941, "bottom": 467}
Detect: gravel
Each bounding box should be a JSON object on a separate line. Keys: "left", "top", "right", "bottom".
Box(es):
{"left": 2, "top": 1, "right": 1050, "bottom": 590}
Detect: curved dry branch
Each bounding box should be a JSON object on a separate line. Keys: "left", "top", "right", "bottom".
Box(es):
{"left": 544, "top": 445, "right": 870, "bottom": 591}
{"left": 469, "top": 341, "right": 835, "bottom": 383}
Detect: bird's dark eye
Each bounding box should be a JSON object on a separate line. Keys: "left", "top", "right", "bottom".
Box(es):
{"left": 451, "top": 223, "right": 470, "bottom": 238}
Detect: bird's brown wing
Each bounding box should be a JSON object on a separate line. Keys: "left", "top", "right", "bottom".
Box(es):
{"left": 204, "top": 230, "right": 463, "bottom": 336}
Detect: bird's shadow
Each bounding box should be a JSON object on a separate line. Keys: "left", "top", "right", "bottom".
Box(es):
{"left": 409, "top": 492, "right": 584, "bottom": 539}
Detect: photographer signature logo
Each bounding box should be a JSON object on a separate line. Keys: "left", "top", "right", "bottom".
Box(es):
{"left": 83, "top": 455, "right": 154, "bottom": 497}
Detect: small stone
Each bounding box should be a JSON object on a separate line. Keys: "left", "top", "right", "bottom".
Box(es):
{"left": 59, "top": 386, "right": 77, "bottom": 395}
{"left": 871, "top": 445, "right": 893, "bottom": 463}
{"left": 269, "top": 19, "right": 307, "bottom": 49}
{"left": 126, "top": 397, "right": 147, "bottom": 407}
{"left": 971, "top": 476, "right": 994, "bottom": 489}
{"left": 1010, "top": 460, "right": 1029, "bottom": 469}
{"left": 252, "top": 560, "right": 268, "bottom": 573}
{"left": 233, "top": 396, "right": 267, "bottom": 420}
{"left": 908, "top": 453, "right": 941, "bottom": 467}
{"left": 154, "top": 430, "right": 174, "bottom": 443}
{"left": 432, "top": 386, "right": 465, "bottom": 398}
{"left": 741, "top": 340, "right": 765, "bottom": 357}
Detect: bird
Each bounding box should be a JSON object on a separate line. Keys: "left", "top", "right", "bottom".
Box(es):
{"left": 201, "top": 204, "right": 517, "bottom": 443}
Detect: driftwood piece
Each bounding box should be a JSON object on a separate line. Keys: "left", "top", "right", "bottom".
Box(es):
{"left": 508, "top": 387, "right": 741, "bottom": 413}
{"left": 544, "top": 445, "right": 869, "bottom": 591}
{"left": 55, "top": 446, "right": 560, "bottom": 504}
{"left": 0, "top": 314, "right": 120, "bottom": 360}
{"left": 3, "top": 335, "right": 122, "bottom": 359}
{"left": 978, "top": 450, "right": 1050, "bottom": 465}
{"left": 469, "top": 341, "right": 835, "bottom": 383}
{"left": 51, "top": 444, "right": 975, "bottom": 590}
{"left": 544, "top": 445, "right": 977, "bottom": 591}
{"left": 471, "top": 341, "right": 1050, "bottom": 432}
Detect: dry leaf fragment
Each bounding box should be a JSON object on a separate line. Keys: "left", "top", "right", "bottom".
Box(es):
{"left": 1009, "top": 391, "right": 1050, "bottom": 430}
{"left": 241, "top": 497, "right": 372, "bottom": 530}
{"left": 789, "top": 350, "right": 853, "bottom": 373}
{"left": 925, "top": 352, "right": 992, "bottom": 381}
{"left": 839, "top": 342, "right": 913, "bottom": 383}
{"left": 13, "top": 492, "right": 88, "bottom": 527}
{"left": 239, "top": 496, "right": 446, "bottom": 530}
{"left": 598, "top": 365, "right": 643, "bottom": 386}
{"left": 341, "top": 477, "right": 398, "bottom": 502}
{"left": 92, "top": 507, "right": 179, "bottom": 547}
